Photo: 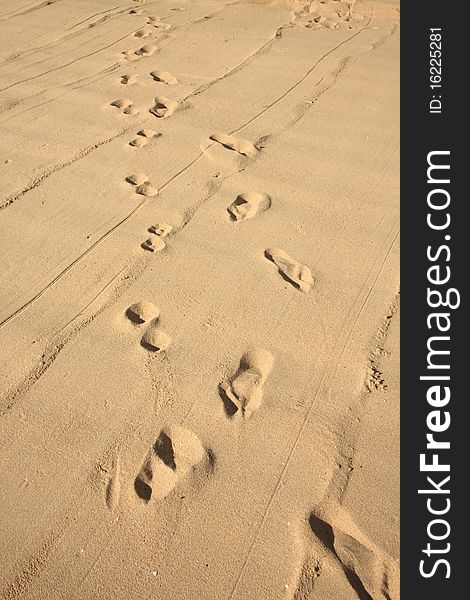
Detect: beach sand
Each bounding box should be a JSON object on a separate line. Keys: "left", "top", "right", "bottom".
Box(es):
{"left": 0, "top": 1, "right": 399, "bottom": 598}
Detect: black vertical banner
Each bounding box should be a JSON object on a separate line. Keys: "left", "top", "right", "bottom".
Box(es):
{"left": 401, "top": 1, "right": 465, "bottom": 597}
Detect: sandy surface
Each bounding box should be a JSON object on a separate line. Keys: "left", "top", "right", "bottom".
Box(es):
{"left": 0, "top": 1, "right": 400, "bottom": 598}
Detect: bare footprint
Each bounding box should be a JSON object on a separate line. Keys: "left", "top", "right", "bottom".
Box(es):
{"left": 227, "top": 192, "right": 271, "bottom": 221}
{"left": 126, "top": 301, "right": 160, "bottom": 324}
{"left": 134, "top": 427, "right": 207, "bottom": 502}
{"left": 135, "top": 42, "right": 158, "bottom": 57}
{"left": 111, "top": 98, "right": 138, "bottom": 114}
{"left": 141, "top": 236, "right": 166, "bottom": 252}
{"left": 265, "top": 248, "right": 314, "bottom": 293}
{"left": 141, "top": 325, "right": 171, "bottom": 351}
{"left": 150, "top": 95, "right": 179, "bottom": 118}
{"left": 220, "top": 349, "right": 273, "bottom": 420}
{"left": 105, "top": 456, "right": 121, "bottom": 510}
{"left": 129, "top": 128, "right": 161, "bottom": 147}
{"left": 210, "top": 133, "right": 258, "bottom": 158}
{"left": 126, "top": 172, "right": 149, "bottom": 185}
{"left": 121, "top": 73, "right": 137, "bottom": 85}
{"left": 150, "top": 69, "right": 178, "bottom": 85}
{"left": 136, "top": 182, "right": 158, "bottom": 197}
{"left": 307, "top": 508, "right": 399, "bottom": 600}
{"left": 126, "top": 174, "right": 158, "bottom": 197}
{"left": 134, "top": 24, "right": 153, "bottom": 38}
{"left": 152, "top": 20, "right": 172, "bottom": 31}
{"left": 149, "top": 223, "right": 172, "bottom": 237}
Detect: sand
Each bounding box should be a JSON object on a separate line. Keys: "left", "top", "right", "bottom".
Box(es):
{"left": 0, "top": 0, "right": 400, "bottom": 598}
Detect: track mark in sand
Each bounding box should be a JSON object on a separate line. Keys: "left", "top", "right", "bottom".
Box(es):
{"left": 220, "top": 349, "right": 273, "bottom": 420}
{"left": 134, "top": 426, "right": 209, "bottom": 502}
{"left": 305, "top": 508, "right": 399, "bottom": 600}
{"left": 135, "top": 42, "right": 158, "bottom": 57}
{"left": 228, "top": 192, "right": 271, "bottom": 221}
{"left": 209, "top": 133, "right": 258, "bottom": 158}
{"left": 126, "top": 301, "right": 160, "bottom": 324}
{"left": 150, "top": 19, "right": 172, "bottom": 31}
{"left": 110, "top": 98, "right": 139, "bottom": 114}
{"left": 136, "top": 182, "right": 158, "bottom": 197}
{"left": 126, "top": 172, "right": 149, "bottom": 185}
{"left": 120, "top": 73, "right": 137, "bottom": 85}
{"left": 105, "top": 456, "right": 121, "bottom": 510}
{"left": 141, "top": 326, "right": 171, "bottom": 351}
{"left": 149, "top": 223, "right": 172, "bottom": 237}
{"left": 265, "top": 248, "right": 314, "bottom": 293}
{"left": 129, "top": 128, "right": 161, "bottom": 147}
{"left": 150, "top": 96, "right": 179, "bottom": 118}
{"left": 126, "top": 173, "right": 158, "bottom": 197}
{"left": 134, "top": 24, "right": 153, "bottom": 38}
{"left": 150, "top": 69, "right": 178, "bottom": 85}
{"left": 141, "top": 236, "right": 166, "bottom": 252}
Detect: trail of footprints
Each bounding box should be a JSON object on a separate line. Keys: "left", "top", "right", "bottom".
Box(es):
{"left": 96, "top": 7, "right": 393, "bottom": 597}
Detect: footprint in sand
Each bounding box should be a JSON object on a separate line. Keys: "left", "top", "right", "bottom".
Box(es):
{"left": 265, "top": 248, "right": 314, "bottom": 293}
{"left": 220, "top": 349, "right": 273, "bottom": 420}
{"left": 126, "top": 300, "right": 160, "bottom": 324}
{"left": 105, "top": 456, "right": 121, "bottom": 510}
{"left": 141, "top": 236, "right": 166, "bottom": 252}
{"left": 135, "top": 42, "right": 158, "bottom": 57}
{"left": 121, "top": 50, "right": 139, "bottom": 62}
{"left": 135, "top": 427, "right": 209, "bottom": 502}
{"left": 129, "top": 128, "right": 161, "bottom": 147}
{"left": 141, "top": 324, "right": 171, "bottom": 351}
{"left": 149, "top": 223, "right": 172, "bottom": 237}
{"left": 150, "top": 96, "right": 179, "bottom": 118}
{"left": 306, "top": 508, "right": 399, "bottom": 600}
{"left": 121, "top": 73, "right": 137, "bottom": 85}
{"left": 111, "top": 98, "right": 139, "bottom": 115}
{"left": 134, "top": 24, "right": 154, "bottom": 38}
{"left": 227, "top": 192, "right": 272, "bottom": 221}
{"left": 210, "top": 133, "right": 258, "bottom": 158}
{"left": 150, "top": 69, "right": 178, "bottom": 85}
{"left": 126, "top": 173, "right": 158, "bottom": 197}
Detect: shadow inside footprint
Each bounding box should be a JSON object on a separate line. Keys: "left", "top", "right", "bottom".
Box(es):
{"left": 309, "top": 514, "right": 375, "bottom": 600}
{"left": 154, "top": 431, "right": 176, "bottom": 470}
{"left": 125, "top": 307, "right": 145, "bottom": 325}
{"left": 218, "top": 383, "right": 239, "bottom": 418}
{"left": 135, "top": 477, "right": 152, "bottom": 502}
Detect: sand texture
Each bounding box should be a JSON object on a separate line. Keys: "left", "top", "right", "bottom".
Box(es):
{"left": 0, "top": 1, "right": 400, "bottom": 598}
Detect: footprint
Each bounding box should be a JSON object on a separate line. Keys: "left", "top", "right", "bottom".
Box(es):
{"left": 141, "top": 326, "right": 171, "bottom": 351}
{"left": 149, "top": 223, "right": 172, "bottom": 237}
{"left": 136, "top": 182, "right": 158, "bottom": 197}
{"left": 126, "top": 301, "right": 160, "bottom": 324}
{"left": 227, "top": 192, "right": 271, "bottom": 221}
{"left": 105, "top": 456, "right": 121, "bottom": 510}
{"left": 126, "top": 174, "right": 158, "bottom": 197}
{"left": 308, "top": 509, "right": 399, "bottom": 600}
{"left": 135, "top": 42, "right": 158, "bottom": 57}
{"left": 129, "top": 9, "right": 143, "bottom": 16}
{"left": 126, "top": 172, "right": 149, "bottom": 185}
{"left": 210, "top": 133, "right": 258, "bottom": 158}
{"left": 141, "top": 236, "right": 166, "bottom": 252}
{"left": 152, "top": 20, "right": 172, "bottom": 31}
{"left": 111, "top": 98, "right": 138, "bottom": 114}
{"left": 150, "top": 96, "right": 179, "bottom": 118}
{"left": 265, "top": 248, "right": 314, "bottom": 293}
{"left": 134, "top": 24, "right": 154, "bottom": 38}
{"left": 121, "top": 50, "right": 139, "bottom": 62}
{"left": 220, "top": 349, "right": 273, "bottom": 420}
{"left": 121, "top": 73, "right": 137, "bottom": 85}
{"left": 134, "top": 427, "right": 207, "bottom": 502}
{"left": 150, "top": 69, "right": 178, "bottom": 85}
{"left": 129, "top": 128, "right": 161, "bottom": 147}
